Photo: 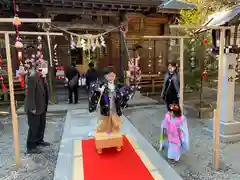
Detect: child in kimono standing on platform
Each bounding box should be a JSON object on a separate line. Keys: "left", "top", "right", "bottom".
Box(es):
{"left": 159, "top": 104, "right": 189, "bottom": 162}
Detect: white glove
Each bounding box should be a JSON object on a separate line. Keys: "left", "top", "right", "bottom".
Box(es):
{"left": 98, "top": 86, "right": 105, "bottom": 94}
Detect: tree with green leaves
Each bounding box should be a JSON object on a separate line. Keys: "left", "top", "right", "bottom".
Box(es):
{"left": 178, "top": 0, "right": 237, "bottom": 112}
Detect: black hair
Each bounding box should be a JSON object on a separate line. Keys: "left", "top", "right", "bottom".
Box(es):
{"left": 169, "top": 104, "right": 182, "bottom": 117}
{"left": 168, "top": 61, "right": 178, "bottom": 72}
{"left": 88, "top": 62, "right": 94, "bottom": 68}
{"left": 102, "top": 67, "right": 115, "bottom": 76}
{"left": 168, "top": 62, "right": 177, "bottom": 67}
{"left": 71, "top": 62, "right": 76, "bottom": 67}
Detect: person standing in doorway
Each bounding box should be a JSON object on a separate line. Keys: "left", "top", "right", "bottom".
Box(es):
{"left": 86, "top": 62, "right": 98, "bottom": 90}
{"left": 161, "top": 62, "right": 180, "bottom": 111}
{"left": 66, "top": 62, "right": 80, "bottom": 104}
{"left": 25, "top": 65, "right": 50, "bottom": 154}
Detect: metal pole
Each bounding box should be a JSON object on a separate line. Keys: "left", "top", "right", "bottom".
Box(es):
{"left": 5, "top": 32, "right": 21, "bottom": 168}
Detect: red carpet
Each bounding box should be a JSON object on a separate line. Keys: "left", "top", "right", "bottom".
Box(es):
{"left": 82, "top": 136, "right": 154, "bottom": 180}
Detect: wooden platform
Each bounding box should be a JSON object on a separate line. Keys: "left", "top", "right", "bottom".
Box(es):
{"left": 95, "top": 132, "right": 123, "bottom": 154}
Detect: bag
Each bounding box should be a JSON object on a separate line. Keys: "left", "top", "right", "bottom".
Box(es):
{"left": 69, "top": 74, "right": 79, "bottom": 89}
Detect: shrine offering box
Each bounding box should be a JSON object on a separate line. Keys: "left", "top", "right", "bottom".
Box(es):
{"left": 94, "top": 132, "right": 123, "bottom": 154}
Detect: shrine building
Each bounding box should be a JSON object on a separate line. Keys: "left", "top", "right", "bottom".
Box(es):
{"left": 0, "top": 0, "right": 195, "bottom": 75}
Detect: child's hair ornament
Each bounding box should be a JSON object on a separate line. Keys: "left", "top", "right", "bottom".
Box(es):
{"left": 170, "top": 104, "right": 179, "bottom": 111}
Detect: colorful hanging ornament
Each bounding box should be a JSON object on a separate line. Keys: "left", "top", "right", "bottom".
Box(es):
{"left": 157, "top": 52, "right": 162, "bottom": 75}
{"left": 15, "top": 38, "right": 23, "bottom": 49}
{"left": 148, "top": 40, "right": 152, "bottom": 74}
{"left": 18, "top": 51, "right": 22, "bottom": 61}
{"left": 12, "top": 15, "right": 21, "bottom": 26}
{"left": 53, "top": 44, "right": 58, "bottom": 66}
{"left": 203, "top": 39, "right": 209, "bottom": 45}
{"left": 202, "top": 69, "right": 207, "bottom": 81}
{"left": 128, "top": 56, "right": 142, "bottom": 89}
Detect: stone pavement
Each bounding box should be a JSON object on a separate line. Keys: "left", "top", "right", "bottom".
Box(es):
{"left": 123, "top": 105, "right": 240, "bottom": 180}
{"left": 0, "top": 112, "right": 65, "bottom": 180}
{"left": 53, "top": 105, "right": 183, "bottom": 180}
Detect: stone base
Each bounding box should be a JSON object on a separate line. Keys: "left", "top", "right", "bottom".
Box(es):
{"left": 198, "top": 108, "right": 213, "bottom": 118}
{"left": 206, "top": 119, "right": 240, "bottom": 142}
{"left": 94, "top": 132, "right": 123, "bottom": 153}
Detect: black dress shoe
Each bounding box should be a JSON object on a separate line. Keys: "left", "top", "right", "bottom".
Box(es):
{"left": 27, "top": 148, "right": 42, "bottom": 154}
{"left": 37, "top": 141, "right": 51, "bottom": 147}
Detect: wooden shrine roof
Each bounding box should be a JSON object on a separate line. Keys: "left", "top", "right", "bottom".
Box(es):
{"left": 19, "top": 0, "right": 164, "bottom": 7}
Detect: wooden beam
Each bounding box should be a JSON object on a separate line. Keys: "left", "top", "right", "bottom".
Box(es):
{"left": 46, "top": 7, "right": 118, "bottom": 16}
{"left": 143, "top": 35, "right": 189, "bottom": 39}
{"left": 0, "top": 31, "right": 63, "bottom": 36}
{"left": 51, "top": 22, "right": 117, "bottom": 31}
{"left": 170, "top": 25, "right": 233, "bottom": 30}
{"left": 0, "top": 18, "right": 51, "bottom": 23}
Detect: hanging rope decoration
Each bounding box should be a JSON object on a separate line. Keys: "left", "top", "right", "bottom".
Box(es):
{"left": 72, "top": 35, "right": 106, "bottom": 53}
{"left": 157, "top": 52, "right": 163, "bottom": 75}
{"left": 128, "top": 54, "right": 142, "bottom": 90}
{"left": 53, "top": 44, "right": 58, "bottom": 66}
{"left": 148, "top": 39, "right": 152, "bottom": 74}
{"left": 12, "top": 0, "right": 25, "bottom": 88}
{"left": 36, "top": 36, "right": 43, "bottom": 64}
{"left": 49, "top": 23, "right": 110, "bottom": 52}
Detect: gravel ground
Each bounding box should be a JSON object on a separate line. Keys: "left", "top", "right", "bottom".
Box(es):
{"left": 123, "top": 105, "right": 240, "bottom": 180}
{"left": 0, "top": 112, "right": 66, "bottom": 180}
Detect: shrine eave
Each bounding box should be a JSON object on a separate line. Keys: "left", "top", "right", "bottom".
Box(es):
{"left": 158, "top": 0, "right": 196, "bottom": 10}
{"left": 197, "top": 4, "right": 240, "bottom": 33}
{"left": 18, "top": 0, "right": 161, "bottom": 9}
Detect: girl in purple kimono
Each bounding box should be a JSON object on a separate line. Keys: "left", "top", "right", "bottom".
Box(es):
{"left": 159, "top": 104, "right": 189, "bottom": 161}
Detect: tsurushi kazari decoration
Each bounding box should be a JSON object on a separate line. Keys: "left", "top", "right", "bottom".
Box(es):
{"left": 128, "top": 56, "right": 142, "bottom": 89}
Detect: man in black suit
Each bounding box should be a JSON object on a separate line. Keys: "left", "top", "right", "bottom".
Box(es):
{"left": 25, "top": 68, "right": 50, "bottom": 154}
{"left": 86, "top": 62, "right": 98, "bottom": 91}
{"left": 66, "top": 62, "right": 80, "bottom": 104}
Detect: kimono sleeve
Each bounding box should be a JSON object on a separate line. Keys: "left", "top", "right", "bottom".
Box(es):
{"left": 180, "top": 116, "right": 189, "bottom": 152}
{"left": 159, "top": 113, "right": 169, "bottom": 150}
{"left": 88, "top": 81, "right": 101, "bottom": 113}
{"left": 117, "top": 85, "right": 134, "bottom": 108}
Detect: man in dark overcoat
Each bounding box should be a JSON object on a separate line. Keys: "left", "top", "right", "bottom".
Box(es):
{"left": 65, "top": 62, "right": 80, "bottom": 104}
{"left": 25, "top": 67, "right": 50, "bottom": 154}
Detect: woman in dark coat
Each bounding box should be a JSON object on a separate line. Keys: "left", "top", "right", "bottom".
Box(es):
{"left": 161, "top": 62, "right": 180, "bottom": 111}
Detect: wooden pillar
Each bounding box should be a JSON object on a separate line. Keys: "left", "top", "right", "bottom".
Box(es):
{"left": 119, "top": 30, "right": 124, "bottom": 81}
{"left": 5, "top": 32, "right": 20, "bottom": 168}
